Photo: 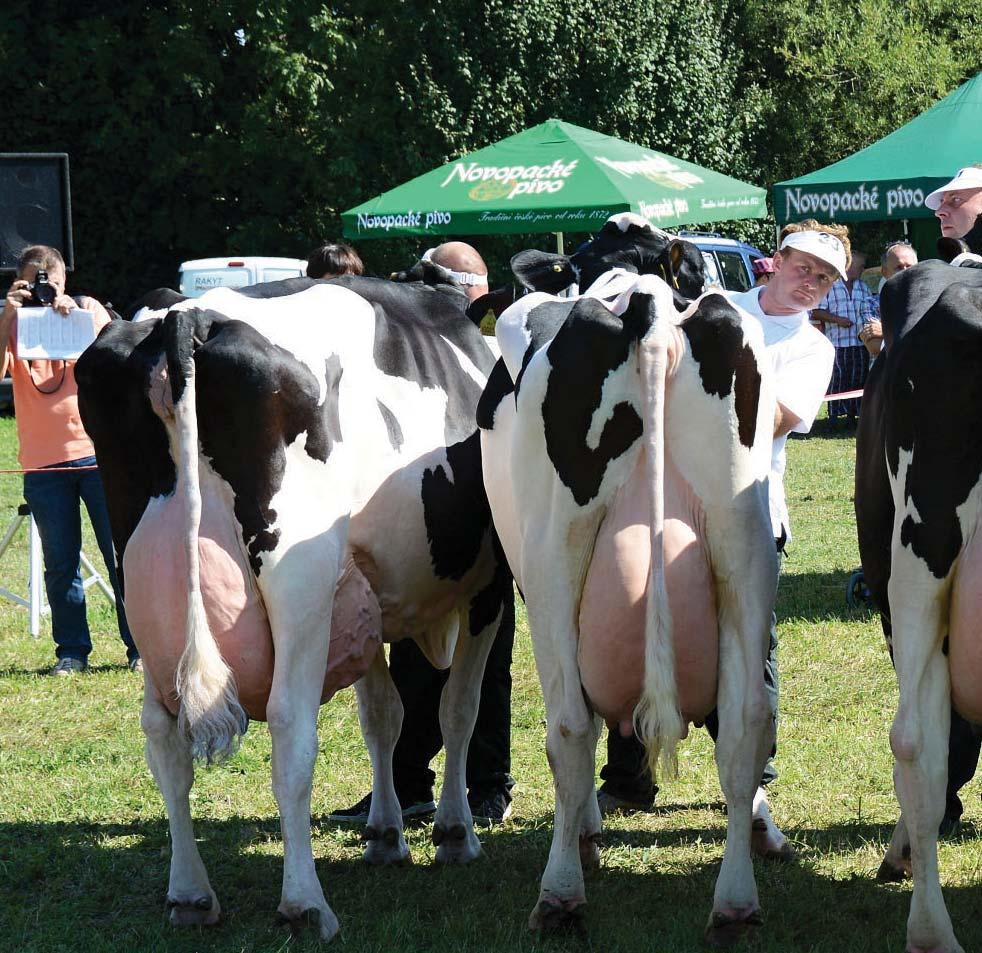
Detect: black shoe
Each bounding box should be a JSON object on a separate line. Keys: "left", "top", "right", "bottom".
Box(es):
{"left": 50, "top": 657, "right": 87, "bottom": 676}
{"left": 939, "top": 813, "right": 962, "bottom": 838}
{"left": 326, "top": 790, "right": 436, "bottom": 825}
{"left": 469, "top": 790, "right": 513, "bottom": 827}
{"left": 596, "top": 788, "right": 656, "bottom": 816}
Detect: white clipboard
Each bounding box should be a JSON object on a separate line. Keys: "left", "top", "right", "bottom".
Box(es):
{"left": 16, "top": 307, "right": 98, "bottom": 361}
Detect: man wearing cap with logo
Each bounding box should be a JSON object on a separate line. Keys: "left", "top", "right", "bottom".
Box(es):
{"left": 599, "top": 219, "right": 837, "bottom": 857}
{"left": 329, "top": 241, "right": 518, "bottom": 828}
{"left": 927, "top": 164, "right": 982, "bottom": 266}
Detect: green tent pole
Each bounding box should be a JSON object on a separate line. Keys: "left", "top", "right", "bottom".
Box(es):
{"left": 555, "top": 232, "right": 564, "bottom": 256}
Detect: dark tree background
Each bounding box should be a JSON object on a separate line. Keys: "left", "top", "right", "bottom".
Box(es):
{"left": 2, "top": 0, "right": 980, "bottom": 305}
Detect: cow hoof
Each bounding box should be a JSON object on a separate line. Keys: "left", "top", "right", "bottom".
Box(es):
{"left": 876, "top": 856, "right": 911, "bottom": 882}
{"left": 276, "top": 905, "right": 340, "bottom": 942}
{"left": 528, "top": 897, "right": 587, "bottom": 935}
{"left": 433, "top": 823, "right": 483, "bottom": 864}
{"left": 705, "top": 908, "right": 763, "bottom": 948}
{"left": 362, "top": 825, "right": 410, "bottom": 865}
{"left": 166, "top": 891, "right": 221, "bottom": 927}
{"left": 579, "top": 831, "right": 602, "bottom": 870}
{"left": 751, "top": 819, "right": 794, "bottom": 862}
{"left": 431, "top": 821, "right": 467, "bottom": 846}
{"left": 905, "top": 940, "right": 965, "bottom": 953}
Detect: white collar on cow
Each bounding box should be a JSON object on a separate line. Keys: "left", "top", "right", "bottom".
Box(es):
{"left": 580, "top": 268, "right": 678, "bottom": 318}
{"left": 420, "top": 249, "right": 488, "bottom": 287}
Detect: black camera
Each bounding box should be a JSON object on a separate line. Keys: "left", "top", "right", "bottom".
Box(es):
{"left": 27, "top": 270, "right": 56, "bottom": 307}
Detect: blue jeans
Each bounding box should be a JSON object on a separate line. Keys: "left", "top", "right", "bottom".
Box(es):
{"left": 23, "top": 456, "right": 136, "bottom": 663}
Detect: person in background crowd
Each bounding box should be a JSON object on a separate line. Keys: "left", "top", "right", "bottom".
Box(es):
{"left": 598, "top": 220, "right": 838, "bottom": 862}
{"left": 876, "top": 240, "right": 918, "bottom": 292}
{"left": 329, "top": 241, "right": 515, "bottom": 827}
{"left": 0, "top": 246, "right": 138, "bottom": 675}
{"left": 306, "top": 242, "right": 364, "bottom": 279}
{"left": 422, "top": 242, "right": 490, "bottom": 300}
{"left": 861, "top": 241, "right": 918, "bottom": 357}
{"left": 810, "top": 249, "right": 876, "bottom": 427}
{"left": 752, "top": 256, "right": 775, "bottom": 287}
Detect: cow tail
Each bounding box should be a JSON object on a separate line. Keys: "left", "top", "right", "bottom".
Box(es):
{"left": 634, "top": 318, "right": 684, "bottom": 780}
{"left": 164, "top": 311, "right": 249, "bottom": 764}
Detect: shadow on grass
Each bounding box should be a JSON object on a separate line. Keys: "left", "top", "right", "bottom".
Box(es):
{"left": 0, "top": 661, "right": 138, "bottom": 678}
{"left": 3, "top": 814, "right": 981, "bottom": 952}
{"left": 777, "top": 569, "right": 878, "bottom": 624}
{"left": 792, "top": 420, "right": 859, "bottom": 441}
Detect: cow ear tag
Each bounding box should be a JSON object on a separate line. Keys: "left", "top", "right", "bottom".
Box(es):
{"left": 552, "top": 264, "right": 563, "bottom": 272}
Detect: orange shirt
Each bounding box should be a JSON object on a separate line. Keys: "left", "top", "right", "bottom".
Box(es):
{"left": 2, "top": 296, "right": 110, "bottom": 470}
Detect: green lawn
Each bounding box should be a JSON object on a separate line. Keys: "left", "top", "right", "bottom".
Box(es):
{"left": 1, "top": 415, "right": 980, "bottom": 952}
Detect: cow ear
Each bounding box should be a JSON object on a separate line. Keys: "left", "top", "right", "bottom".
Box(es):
{"left": 465, "top": 285, "right": 517, "bottom": 327}
{"left": 938, "top": 237, "right": 970, "bottom": 263}
{"left": 510, "top": 249, "right": 576, "bottom": 293}
{"left": 465, "top": 292, "right": 494, "bottom": 329}
{"left": 668, "top": 239, "right": 686, "bottom": 273}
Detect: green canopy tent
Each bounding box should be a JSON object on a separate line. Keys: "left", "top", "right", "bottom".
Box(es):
{"left": 342, "top": 119, "right": 766, "bottom": 251}
{"left": 773, "top": 72, "right": 982, "bottom": 228}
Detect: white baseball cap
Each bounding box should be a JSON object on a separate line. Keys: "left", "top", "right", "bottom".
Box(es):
{"left": 779, "top": 230, "right": 848, "bottom": 280}
{"left": 925, "top": 166, "right": 982, "bottom": 210}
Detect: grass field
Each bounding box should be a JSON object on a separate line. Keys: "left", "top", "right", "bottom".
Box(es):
{"left": 1, "top": 414, "right": 981, "bottom": 953}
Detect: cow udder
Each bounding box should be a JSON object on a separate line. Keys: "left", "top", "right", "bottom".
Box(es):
{"left": 578, "top": 449, "right": 719, "bottom": 731}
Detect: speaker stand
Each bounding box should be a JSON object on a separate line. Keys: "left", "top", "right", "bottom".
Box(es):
{"left": 0, "top": 502, "right": 115, "bottom": 638}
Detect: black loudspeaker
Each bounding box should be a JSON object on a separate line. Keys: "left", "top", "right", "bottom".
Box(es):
{"left": 0, "top": 153, "right": 73, "bottom": 272}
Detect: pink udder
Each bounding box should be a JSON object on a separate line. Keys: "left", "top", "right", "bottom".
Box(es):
{"left": 949, "top": 527, "right": 982, "bottom": 723}
{"left": 578, "top": 450, "right": 718, "bottom": 728}
{"left": 123, "top": 492, "right": 380, "bottom": 720}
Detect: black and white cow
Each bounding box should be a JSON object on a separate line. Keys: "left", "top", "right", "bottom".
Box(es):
{"left": 855, "top": 260, "right": 982, "bottom": 953}
{"left": 479, "top": 250, "right": 779, "bottom": 942}
{"left": 75, "top": 273, "right": 511, "bottom": 940}
{"left": 509, "top": 212, "right": 706, "bottom": 303}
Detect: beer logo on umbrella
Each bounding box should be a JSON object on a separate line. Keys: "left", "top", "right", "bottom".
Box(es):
{"left": 469, "top": 179, "right": 517, "bottom": 201}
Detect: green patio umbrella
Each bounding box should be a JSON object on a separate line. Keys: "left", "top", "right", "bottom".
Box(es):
{"left": 774, "top": 72, "right": 982, "bottom": 225}
{"left": 342, "top": 119, "right": 766, "bottom": 244}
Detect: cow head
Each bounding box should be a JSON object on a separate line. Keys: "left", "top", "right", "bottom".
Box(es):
{"left": 509, "top": 213, "right": 705, "bottom": 306}
{"left": 390, "top": 259, "right": 467, "bottom": 293}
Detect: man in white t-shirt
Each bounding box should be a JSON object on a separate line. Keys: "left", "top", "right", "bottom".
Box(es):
{"left": 729, "top": 224, "right": 839, "bottom": 544}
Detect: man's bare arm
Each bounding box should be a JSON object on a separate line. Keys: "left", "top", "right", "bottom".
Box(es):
{"left": 774, "top": 402, "right": 802, "bottom": 438}
{"left": 810, "top": 308, "right": 851, "bottom": 328}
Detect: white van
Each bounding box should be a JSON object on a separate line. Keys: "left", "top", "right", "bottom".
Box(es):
{"left": 177, "top": 256, "right": 307, "bottom": 297}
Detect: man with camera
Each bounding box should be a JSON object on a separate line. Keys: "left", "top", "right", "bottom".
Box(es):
{"left": 0, "top": 245, "right": 138, "bottom": 675}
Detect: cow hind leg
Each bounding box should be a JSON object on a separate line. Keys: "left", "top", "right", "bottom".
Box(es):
{"left": 878, "top": 813, "right": 912, "bottom": 882}
{"left": 891, "top": 628, "right": 963, "bottom": 953}
{"left": 528, "top": 648, "right": 601, "bottom": 934}
{"left": 579, "top": 727, "right": 603, "bottom": 872}
{"left": 708, "top": 595, "right": 772, "bottom": 947}
{"left": 141, "top": 685, "right": 220, "bottom": 927}
{"left": 432, "top": 607, "right": 500, "bottom": 865}
{"left": 262, "top": 550, "right": 343, "bottom": 943}
{"left": 353, "top": 647, "right": 410, "bottom": 866}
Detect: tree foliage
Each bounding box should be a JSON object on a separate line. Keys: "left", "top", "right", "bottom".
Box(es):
{"left": 0, "top": 1, "right": 980, "bottom": 302}
{"left": 739, "top": 0, "right": 982, "bottom": 182}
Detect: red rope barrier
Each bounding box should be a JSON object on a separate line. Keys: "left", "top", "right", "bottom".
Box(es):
{"left": 823, "top": 388, "right": 864, "bottom": 402}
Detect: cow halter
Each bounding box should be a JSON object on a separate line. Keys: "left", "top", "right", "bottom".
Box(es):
{"left": 659, "top": 259, "right": 680, "bottom": 290}
{"left": 421, "top": 249, "right": 488, "bottom": 287}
